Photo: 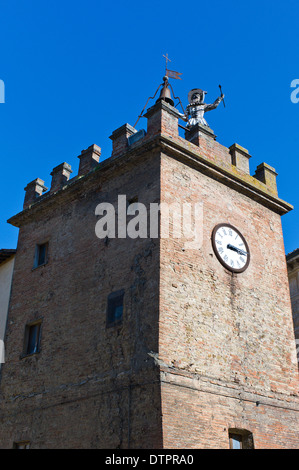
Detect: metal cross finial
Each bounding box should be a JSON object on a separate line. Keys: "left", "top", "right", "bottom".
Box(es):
{"left": 163, "top": 53, "right": 171, "bottom": 73}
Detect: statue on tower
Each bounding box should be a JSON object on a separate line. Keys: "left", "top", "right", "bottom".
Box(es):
{"left": 185, "top": 88, "right": 224, "bottom": 128}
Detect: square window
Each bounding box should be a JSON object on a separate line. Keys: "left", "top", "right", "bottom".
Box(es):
{"left": 23, "top": 321, "right": 41, "bottom": 356}
{"left": 34, "top": 243, "right": 48, "bottom": 268}
{"left": 229, "top": 429, "right": 254, "bottom": 449}
{"left": 106, "top": 290, "right": 124, "bottom": 327}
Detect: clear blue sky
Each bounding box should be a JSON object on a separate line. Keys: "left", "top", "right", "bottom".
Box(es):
{"left": 0, "top": 0, "right": 298, "bottom": 254}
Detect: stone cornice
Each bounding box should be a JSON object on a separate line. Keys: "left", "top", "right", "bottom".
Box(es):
{"left": 287, "top": 248, "right": 299, "bottom": 265}
{"left": 159, "top": 134, "right": 293, "bottom": 215}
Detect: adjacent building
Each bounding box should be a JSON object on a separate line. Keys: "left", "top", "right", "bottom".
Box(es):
{"left": 0, "top": 249, "right": 16, "bottom": 366}
{"left": 287, "top": 248, "right": 299, "bottom": 356}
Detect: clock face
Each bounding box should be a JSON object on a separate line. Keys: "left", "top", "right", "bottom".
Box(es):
{"left": 211, "top": 224, "right": 250, "bottom": 273}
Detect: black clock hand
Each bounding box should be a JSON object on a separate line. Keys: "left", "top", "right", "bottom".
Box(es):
{"left": 227, "top": 244, "right": 248, "bottom": 257}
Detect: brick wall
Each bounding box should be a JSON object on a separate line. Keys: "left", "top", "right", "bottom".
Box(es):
{"left": 161, "top": 371, "right": 299, "bottom": 449}
{"left": 0, "top": 98, "right": 298, "bottom": 448}
{"left": 158, "top": 149, "right": 299, "bottom": 448}
{"left": 0, "top": 150, "right": 163, "bottom": 448}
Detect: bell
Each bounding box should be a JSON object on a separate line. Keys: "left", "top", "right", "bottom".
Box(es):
{"left": 156, "top": 76, "right": 174, "bottom": 107}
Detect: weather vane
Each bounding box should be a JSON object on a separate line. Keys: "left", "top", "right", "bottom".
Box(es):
{"left": 133, "top": 54, "right": 225, "bottom": 129}
{"left": 163, "top": 53, "right": 182, "bottom": 80}
{"left": 163, "top": 53, "right": 171, "bottom": 73}
{"left": 133, "top": 54, "right": 184, "bottom": 127}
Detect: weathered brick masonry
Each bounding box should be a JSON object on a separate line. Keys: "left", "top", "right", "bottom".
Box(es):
{"left": 0, "top": 147, "right": 163, "bottom": 448}
{"left": 0, "top": 95, "right": 298, "bottom": 448}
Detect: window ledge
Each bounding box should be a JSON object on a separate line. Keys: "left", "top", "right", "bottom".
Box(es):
{"left": 19, "top": 351, "right": 40, "bottom": 360}
{"left": 31, "top": 262, "right": 48, "bottom": 271}
{"left": 106, "top": 321, "right": 123, "bottom": 329}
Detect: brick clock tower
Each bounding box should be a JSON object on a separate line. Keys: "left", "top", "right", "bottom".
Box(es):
{"left": 0, "top": 79, "right": 298, "bottom": 449}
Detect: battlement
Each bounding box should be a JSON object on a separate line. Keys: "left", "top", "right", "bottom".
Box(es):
{"left": 19, "top": 98, "right": 291, "bottom": 219}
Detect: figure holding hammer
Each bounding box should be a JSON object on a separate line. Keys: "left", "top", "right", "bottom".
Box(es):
{"left": 185, "top": 87, "right": 225, "bottom": 128}
{"left": 219, "top": 85, "right": 226, "bottom": 107}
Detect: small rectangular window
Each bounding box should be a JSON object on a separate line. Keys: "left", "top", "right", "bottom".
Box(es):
{"left": 23, "top": 321, "right": 41, "bottom": 356}
{"left": 13, "top": 441, "right": 30, "bottom": 449}
{"left": 107, "top": 290, "right": 124, "bottom": 327}
{"left": 229, "top": 433, "right": 243, "bottom": 449}
{"left": 34, "top": 243, "right": 48, "bottom": 268}
{"left": 229, "top": 429, "right": 254, "bottom": 449}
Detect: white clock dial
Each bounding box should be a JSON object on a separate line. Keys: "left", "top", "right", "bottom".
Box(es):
{"left": 212, "top": 224, "right": 250, "bottom": 273}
